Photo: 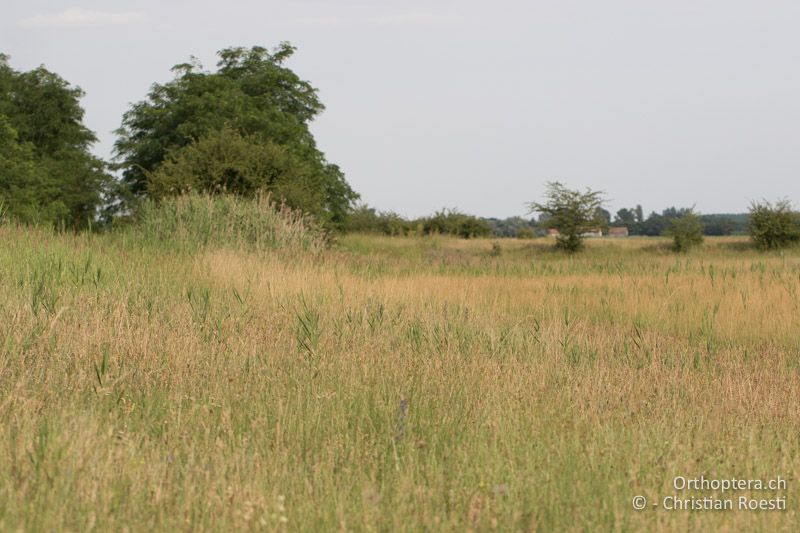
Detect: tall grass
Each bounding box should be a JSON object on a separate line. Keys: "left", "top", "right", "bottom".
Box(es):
{"left": 0, "top": 230, "right": 798, "bottom": 531}
{"left": 135, "top": 193, "right": 325, "bottom": 254}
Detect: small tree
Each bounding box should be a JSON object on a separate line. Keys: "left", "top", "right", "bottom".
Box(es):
{"left": 666, "top": 210, "right": 703, "bottom": 252}
{"left": 528, "top": 182, "right": 605, "bottom": 252}
{"left": 749, "top": 199, "right": 800, "bottom": 249}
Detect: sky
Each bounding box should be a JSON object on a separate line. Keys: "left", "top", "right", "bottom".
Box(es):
{"left": 2, "top": 0, "right": 799, "bottom": 218}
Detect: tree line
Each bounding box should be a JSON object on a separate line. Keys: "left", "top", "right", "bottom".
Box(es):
{"left": 1, "top": 44, "right": 356, "bottom": 230}
{"left": 347, "top": 183, "right": 800, "bottom": 255}
{"left": 1, "top": 45, "right": 799, "bottom": 254}
{"left": 527, "top": 182, "right": 799, "bottom": 253}
{"left": 346, "top": 203, "right": 757, "bottom": 241}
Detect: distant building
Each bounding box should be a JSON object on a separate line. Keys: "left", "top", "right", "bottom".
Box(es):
{"left": 608, "top": 227, "right": 629, "bottom": 238}
{"left": 547, "top": 228, "right": 559, "bottom": 237}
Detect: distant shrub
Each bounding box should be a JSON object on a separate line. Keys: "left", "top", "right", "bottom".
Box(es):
{"left": 422, "top": 209, "right": 492, "bottom": 239}
{"left": 345, "top": 204, "right": 412, "bottom": 235}
{"left": 136, "top": 193, "right": 325, "bottom": 253}
{"left": 666, "top": 210, "right": 704, "bottom": 252}
{"left": 749, "top": 199, "right": 800, "bottom": 250}
{"left": 517, "top": 227, "right": 534, "bottom": 239}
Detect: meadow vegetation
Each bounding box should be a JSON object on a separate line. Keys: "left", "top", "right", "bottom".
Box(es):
{"left": 1, "top": 206, "right": 800, "bottom": 530}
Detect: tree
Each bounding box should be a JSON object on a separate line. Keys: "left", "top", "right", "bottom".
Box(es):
{"left": 529, "top": 182, "right": 605, "bottom": 252}
{"left": 0, "top": 55, "right": 109, "bottom": 229}
{"left": 614, "top": 208, "right": 635, "bottom": 226}
{"left": 748, "top": 199, "right": 800, "bottom": 249}
{"left": 666, "top": 210, "right": 703, "bottom": 252}
{"left": 0, "top": 116, "right": 55, "bottom": 223}
{"left": 594, "top": 207, "right": 611, "bottom": 233}
{"left": 114, "top": 43, "right": 357, "bottom": 228}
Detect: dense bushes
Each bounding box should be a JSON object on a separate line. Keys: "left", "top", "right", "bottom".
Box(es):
{"left": 421, "top": 209, "right": 493, "bottom": 238}
{"left": 344, "top": 206, "right": 492, "bottom": 239}
{"left": 146, "top": 127, "right": 330, "bottom": 223}
{"left": 136, "top": 193, "right": 325, "bottom": 253}
{"left": 748, "top": 200, "right": 800, "bottom": 250}
{"left": 345, "top": 205, "right": 413, "bottom": 236}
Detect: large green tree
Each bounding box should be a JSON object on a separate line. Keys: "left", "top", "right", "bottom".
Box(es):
{"left": 114, "top": 44, "right": 357, "bottom": 227}
{"left": 0, "top": 54, "right": 109, "bottom": 228}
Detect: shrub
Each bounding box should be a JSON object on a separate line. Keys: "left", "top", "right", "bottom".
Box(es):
{"left": 345, "top": 204, "right": 412, "bottom": 235}
{"left": 666, "top": 210, "right": 704, "bottom": 252}
{"left": 146, "top": 127, "right": 329, "bottom": 225}
{"left": 421, "top": 209, "right": 492, "bottom": 239}
{"left": 528, "top": 182, "right": 605, "bottom": 253}
{"left": 136, "top": 193, "right": 325, "bottom": 253}
{"left": 748, "top": 199, "right": 800, "bottom": 250}
{"left": 517, "top": 227, "right": 534, "bottom": 239}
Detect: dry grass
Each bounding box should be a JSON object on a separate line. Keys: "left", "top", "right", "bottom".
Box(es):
{"left": 1, "top": 227, "right": 799, "bottom": 531}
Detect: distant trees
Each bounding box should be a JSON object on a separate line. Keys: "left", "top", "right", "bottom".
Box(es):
{"left": 6, "top": 45, "right": 800, "bottom": 247}
{"left": 610, "top": 205, "right": 748, "bottom": 237}
{"left": 422, "top": 209, "right": 492, "bottom": 238}
{"left": 748, "top": 199, "right": 800, "bottom": 249}
{"left": 594, "top": 207, "right": 611, "bottom": 233}
{"left": 346, "top": 204, "right": 412, "bottom": 236}
{"left": 699, "top": 214, "right": 745, "bottom": 236}
{"left": 614, "top": 208, "right": 636, "bottom": 226}
{"left": 114, "top": 44, "right": 357, "bottom": 228}
{"left": 486, "top": 216, "right": 537, "bottom": 238}
{"left": 529, "top": 181, "right": 605, "bottom": 252}
{"left": 0, "top": 55, "right": 110, "bottom": 229}
{"left": 666, "top": 210, "right": 704, "bottom": 252}
{"left": 343, "top": 205, "right": 495, "bottom": 239}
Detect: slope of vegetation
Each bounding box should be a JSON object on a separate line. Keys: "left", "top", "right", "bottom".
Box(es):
{"left": 134, "top": 192, "right": 325, "bottom": 254}
{"left": 1, "top": 225, "right": 798, "bottom": 531}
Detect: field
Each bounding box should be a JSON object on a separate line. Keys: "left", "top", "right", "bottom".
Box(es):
{"left": 1, "top": 222, "right": 799, "bottom": 531}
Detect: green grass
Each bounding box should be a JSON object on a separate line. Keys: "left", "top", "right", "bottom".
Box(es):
{"left": 1, "top": 222, "right": 799, "bottom": 531}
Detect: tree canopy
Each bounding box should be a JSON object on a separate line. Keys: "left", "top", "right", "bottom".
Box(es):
{"left": 114, "top": 44, "right": 357, "bottom": 227}
{"left": 0, "top": 54, "right": 109, "bottom": 229}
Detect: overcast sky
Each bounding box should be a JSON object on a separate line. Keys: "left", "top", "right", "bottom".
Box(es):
{"left": 3, "top": 1, "right": 799, "bottom": 218}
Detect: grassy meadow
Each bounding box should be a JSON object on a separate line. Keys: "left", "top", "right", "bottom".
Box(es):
{"left": 2, "top": 215, "right": 800, "bottom": 530}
